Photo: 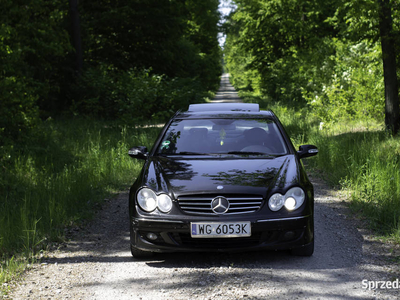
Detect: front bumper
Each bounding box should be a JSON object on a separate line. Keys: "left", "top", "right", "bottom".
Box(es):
{"left": 130, "top": 215, "right": 313, "bottom": 253}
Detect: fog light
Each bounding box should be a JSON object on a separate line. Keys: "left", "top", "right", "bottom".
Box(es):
{"left": 146, "top": 233, "right": 158, "bottom": 240}
{"left": 284, "top": 231, "right": 295, "bottom": 240}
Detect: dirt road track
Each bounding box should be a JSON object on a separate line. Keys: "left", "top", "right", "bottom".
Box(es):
{"left": 5, "top": 176, "right": 399, "bottom": 299}
{"left": 211, "top": 73, "right": 242, "bottom": 103}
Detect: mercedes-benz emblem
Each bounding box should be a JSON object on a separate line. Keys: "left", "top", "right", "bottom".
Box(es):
{"left": 211, "top": 196, "right": 230, "bottom": 214}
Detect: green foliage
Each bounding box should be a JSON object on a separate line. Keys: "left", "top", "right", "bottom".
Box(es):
{"left": 0, "top": 255, "right": 29, "bottom": 295}
{"left": 224, "top": 32, "right": 263, "bottom": 92}
{"left": 312, "top": 128, "right": 400, "bottom": 236}
{"left": 0, "top": 0, "right": 72, "bottom": 144}
{"left": 80, "top": 0, "right": 186, "bottom": 75}
{"left": 328, "top": 0, "right": 379, "bottom": 41}
{"left": 72, "top": 67, "right": 209, "bottom": 123}
{"left": 79, "top": 0, "right": 222, "bottom": 90}
{"left": 225, "top": 0, "right": 339, "bottom": 103}
{"left": 184, "top": 0, "right": 223, "bottom": 90}
{"left": 0, "top": 77, "right": 40, "bottom": 145}
{"left": 0, "top": 119, "right": 161, "bottom": 259}
{"left": 303, "top": 40, "right": 385, "bottom": 126}
{"left": 225, "top": 0, "right": 392, "bottom": 127}
{"left": 0, "top": 0, "right": 222, "bottom": 145}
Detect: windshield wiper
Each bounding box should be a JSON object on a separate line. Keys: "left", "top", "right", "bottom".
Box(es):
{"left": 168, "top": 151, "right": 209, "bottom": 155}
{"left": 226, "top": 151, "right": 273, "bottom": 156}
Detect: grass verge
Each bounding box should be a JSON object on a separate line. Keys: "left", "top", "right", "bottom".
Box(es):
{"left": 0, "top": 118, "right": 162, "bottom": 294}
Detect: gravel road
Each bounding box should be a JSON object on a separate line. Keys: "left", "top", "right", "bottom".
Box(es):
{"left": 211, "top": 74, "right": 242, "bottom": 103}
{"left": 5, "top": 75, "right": 399, "bottom": 299}
{"left": 5, "top": 176, "right": 399, "bottom": 300}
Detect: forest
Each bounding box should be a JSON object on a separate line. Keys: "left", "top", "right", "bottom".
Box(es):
{"left": 224, "top": 0, "right": 400, "bottom": 132}
{"left": 1, "top": 0, "right": 400, "bottom": 289}
{"left": 0, "top": 0, "right": 222, "bottom": 145}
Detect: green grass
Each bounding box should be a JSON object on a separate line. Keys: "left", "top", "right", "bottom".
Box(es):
{"left": 0, "top": 118, "right": 162, "bottom": 291}
{"left": 315, "top": 129, "right": 400, "bottom": 237}
{"left": 242, "top": 91, "right": 400, "bottom": 242}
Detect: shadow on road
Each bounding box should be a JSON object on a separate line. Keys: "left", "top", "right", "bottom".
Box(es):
{"left": 48, "top": 189, "right": 364, "bottom": 271}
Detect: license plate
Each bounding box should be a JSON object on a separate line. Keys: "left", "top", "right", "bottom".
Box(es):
{"left": 190, "top": 222, "right": 251, "bottom": 238}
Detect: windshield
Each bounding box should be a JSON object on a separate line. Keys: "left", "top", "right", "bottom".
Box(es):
{"left": 156, "top": 119, "right": 288, "bottom": 156}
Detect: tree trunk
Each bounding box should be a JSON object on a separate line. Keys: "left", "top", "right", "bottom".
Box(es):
{"left": 378, "top": 0, "right": 400, "bottom": 134}
{"left": 69, "top": 0, "right": 83, "bottom": 75}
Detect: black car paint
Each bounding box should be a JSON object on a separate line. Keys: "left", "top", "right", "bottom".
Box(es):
{"left": 128, "top": 106, "right": 317, "bottom": 256}
{"left": 130, "top": 154, "right": 314, "bottom": 221}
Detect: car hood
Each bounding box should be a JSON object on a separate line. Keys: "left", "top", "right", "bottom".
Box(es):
{"left": 141, "top": 155, "right": 301, "bottom": 198}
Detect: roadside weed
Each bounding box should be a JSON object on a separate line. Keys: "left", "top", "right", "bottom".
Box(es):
{"left": 0, "top": 119, "right": 162, "bottom": 289}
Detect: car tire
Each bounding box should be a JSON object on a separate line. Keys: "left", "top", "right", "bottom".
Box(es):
{"left": 291, "top": 239, "right": 314, "bottom": 256}
{"left": 130, "top": 244, "right": 154, "bottom": 258}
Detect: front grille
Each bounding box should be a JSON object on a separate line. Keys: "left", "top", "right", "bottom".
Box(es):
{"left": 178, "top": 195, "right": 263, "bottom": 216}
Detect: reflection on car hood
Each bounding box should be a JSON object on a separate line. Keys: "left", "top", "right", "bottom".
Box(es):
{"left": 141, "top": 155, "right": 301, "bottom": 198}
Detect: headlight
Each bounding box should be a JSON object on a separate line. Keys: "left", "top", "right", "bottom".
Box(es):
{"left": 157, "top": 194, "right": 173, "bottom": 213}
{"left": 136, "top": 188, "right": 172, "bottom": 213}
{"left": 284, "top": 187, "right": 305, "bottom": 211}
{"left": 284, "top": 197, "right": 297, "bottom": 210}
{"left": 268, "top": 187, "right": 305, "bottom": 212}
{"left": 137, "top": 188, "right": 157, "bottom": 212}
{"left": 268, "top": 193, "right": 285, "bottom": 211}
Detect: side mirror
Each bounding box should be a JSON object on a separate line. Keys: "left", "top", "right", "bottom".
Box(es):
{"left": 297, "top": 145, "right": 318, "bottom": 159}
{"left": 128, "top": 146, "right": 148, "bottom": 160}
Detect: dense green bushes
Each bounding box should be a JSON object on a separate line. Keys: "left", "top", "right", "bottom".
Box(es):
{"left": 72, "top": 67, "right": 211, "bottom": 123}
{"left": 224, "top": 0, "right": 398, "bottom": 128}
{"left": 0, "top": 0, "right": 222, "bottom": 145}
{"left": 0, "top": 0, "right": 72, "bottom": 144}
{"left": 0, "top": 78, "right": 40, "bottom": 145}
{"left": 303, "top": 40, "right": 385, "bottom": 126}
{"left": 74, "top": 0, "right": 222, "bottom": 122}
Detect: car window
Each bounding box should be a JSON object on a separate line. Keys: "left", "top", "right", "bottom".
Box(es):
{"left": 157, "top": 119, "right": 288, "bottom": 155}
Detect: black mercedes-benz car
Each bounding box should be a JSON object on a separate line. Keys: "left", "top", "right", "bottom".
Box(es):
{"left": 128, "top": 103, "right": 318, "bottom": 258}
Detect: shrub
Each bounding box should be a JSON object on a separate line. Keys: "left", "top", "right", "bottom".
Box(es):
{"left": 303, "top": 41, "right": 384, "bottom": 126}
{"left": 0, "top": 77, "right": 40, "bottom": 145}
{"left": 72, "top": 66, "right": 209, "bottom": 123}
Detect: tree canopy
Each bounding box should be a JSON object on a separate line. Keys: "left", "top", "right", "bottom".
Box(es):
{"left": 0, "top": 0, "right": 222, "bottom": 144}
{"left": 224, "top": 0, "right": 400, "bottom": 133}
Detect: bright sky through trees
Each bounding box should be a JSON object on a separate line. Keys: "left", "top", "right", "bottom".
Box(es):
{"left": 218, "top": 0, "right": 234, "bottom": 47}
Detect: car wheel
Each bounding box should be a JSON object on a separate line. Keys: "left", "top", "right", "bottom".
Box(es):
{"left": 291, "top": 239, "right": 314, "bottom": 256}
{"left": 130, "top": 244, "right": 154, "bottom": 258}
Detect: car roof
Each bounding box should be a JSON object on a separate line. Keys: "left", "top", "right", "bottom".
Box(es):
{"left": 188, "top": 103, "right": 259, "bottom": 112}
{"left": 175, "top": 103, "right": 275, "bottom": 119}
